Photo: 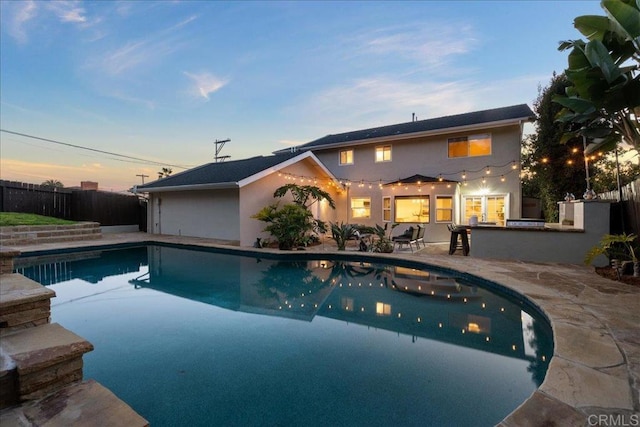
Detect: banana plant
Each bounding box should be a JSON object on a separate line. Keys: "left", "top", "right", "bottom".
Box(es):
{"left": 585, "top": 233, "right": 639, "bottom": 277}
{"left": 553, "top": 0, "right": 640, "bottom": 153}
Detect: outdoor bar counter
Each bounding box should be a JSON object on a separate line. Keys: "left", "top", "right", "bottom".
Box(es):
{"left": 469, "top": 200, "right": 613, "bottom": 265}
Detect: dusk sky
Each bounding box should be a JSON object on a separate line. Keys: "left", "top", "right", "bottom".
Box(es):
{"left": 1, "top": 0, "right": 604, "bottom": 192}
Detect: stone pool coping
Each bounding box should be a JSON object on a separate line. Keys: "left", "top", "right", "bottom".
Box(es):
{"left": 6, "top": 232, "right": 639, "bottom": 426}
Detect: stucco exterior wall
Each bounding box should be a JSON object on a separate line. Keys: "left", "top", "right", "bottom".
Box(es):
{"left": 238, "top": 157, "right": 342, "bottom": 247}
{"left": 311, "top": 123, "right": 523, "bottom": 241}
{"left": 148, "top": 189, "right": 240, "bottom": 243}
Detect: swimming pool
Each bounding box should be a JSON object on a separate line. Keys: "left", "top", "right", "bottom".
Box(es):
{"left": 16, "top": 244, "right": 553, "bottom": 426}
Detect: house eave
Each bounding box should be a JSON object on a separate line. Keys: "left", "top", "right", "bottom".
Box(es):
{"left": 238, "top": 151, "right": 339, "bottom": 187}
{"left": 137, "top": 182, "right": 239, "bottom": 193}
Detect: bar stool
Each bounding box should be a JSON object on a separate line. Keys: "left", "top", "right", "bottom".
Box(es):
{"left": 448, "top": 224, "right": 469, "bottom": 255}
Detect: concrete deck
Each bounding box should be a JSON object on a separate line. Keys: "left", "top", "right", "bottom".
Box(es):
{"left": 5, "top": 232, "right": 639, "bottom": 426}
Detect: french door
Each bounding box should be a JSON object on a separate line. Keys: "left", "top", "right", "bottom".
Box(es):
{"left": 462, "top": 195, "right": 507, "bottom": 226}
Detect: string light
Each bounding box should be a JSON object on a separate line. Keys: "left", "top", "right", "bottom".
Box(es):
{"left": 275, "top": 159, "right": 521, "bottom": 190}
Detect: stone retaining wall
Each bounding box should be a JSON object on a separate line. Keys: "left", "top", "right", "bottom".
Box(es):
{"left": 0, "top": 223, "right": 101, "bottom": 246}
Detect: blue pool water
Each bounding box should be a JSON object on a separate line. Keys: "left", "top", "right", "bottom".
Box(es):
{"left": 16, "top": 245, "right": 553, "bottom": 427}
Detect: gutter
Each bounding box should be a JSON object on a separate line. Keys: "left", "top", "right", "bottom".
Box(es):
{"left": 136, "top": 182, "right": 239, "bottom": 193}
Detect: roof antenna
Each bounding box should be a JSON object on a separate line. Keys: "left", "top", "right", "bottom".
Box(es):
{"left": 214, "top": 139, "right": 231, "bottom": 162}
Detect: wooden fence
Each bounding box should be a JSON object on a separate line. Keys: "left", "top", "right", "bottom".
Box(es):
{"left": 0, "top": 181, "right": 72, "bottom": 219}
{"left": 0, "top": 180, "right": 146, "bottom": 228}
{"left": 598, "top": 179, "right": 639, "bottom": 235}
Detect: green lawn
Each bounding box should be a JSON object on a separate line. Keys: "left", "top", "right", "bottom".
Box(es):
{"left": 0, "top": 212, "right": 76, "bottom": 227}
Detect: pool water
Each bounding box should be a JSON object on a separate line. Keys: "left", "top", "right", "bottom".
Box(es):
{"left": 16, "top": 245, "right": 553, "bottom": 427}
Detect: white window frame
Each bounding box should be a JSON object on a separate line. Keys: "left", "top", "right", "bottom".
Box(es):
{"left": 382, "top": 196, "right": 391, "bottom": 222}
{"left": 461, "top": 194, "right": 509, "bottom": 225}
{"left": 375, "top": 145, "right": 392, "bottom": 163}
{"left": 447, "top": 133, "right": 492, "bottom": 158}
{"left": 351, "top": 197, "right": 371, "bottom": 219}
{"left": 435, "top": 195, "right": 454, "bottom": 223}
{"left": 339, "top": 149, "right": 354, "bottom": 165}
{"left": 394, "top": 195, "right": 430, "bottom": 223}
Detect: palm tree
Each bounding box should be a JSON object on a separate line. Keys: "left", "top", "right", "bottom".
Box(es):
{"left": 41, "top": 179, "right": 64, "bottom": 188}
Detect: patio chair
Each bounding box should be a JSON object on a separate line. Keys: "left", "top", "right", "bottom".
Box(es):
{"left": 415, "top": 224, "right": 425, "bottom": 248}
{"left": 393, "top": 226, "right": 419, "bottom": 252}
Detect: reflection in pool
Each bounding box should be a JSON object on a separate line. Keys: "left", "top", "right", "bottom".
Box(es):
{"left": 16, "top": 245, "right": 553, "bottom": 427}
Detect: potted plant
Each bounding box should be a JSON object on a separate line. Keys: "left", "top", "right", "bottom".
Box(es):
{"left": 585, "top": 233, "right": 639, "bottom": 278}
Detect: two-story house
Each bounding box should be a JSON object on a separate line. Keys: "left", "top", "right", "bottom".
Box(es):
{"left": 137, "top": 104, "right": 534, "bottom": 246}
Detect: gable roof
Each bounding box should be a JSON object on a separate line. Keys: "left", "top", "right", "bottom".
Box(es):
{"left": 136, "top": 151, "right": 333, "bottom": 193}
{"left": 276, "top": 104, "right": 534, "bottom": 153}
{"left": 384, "top": 174, "right": 458, "bottom": 185}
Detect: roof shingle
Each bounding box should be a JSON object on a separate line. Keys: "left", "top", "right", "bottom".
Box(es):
{"left": 285, "top": 104, "right": 534, "bottom": 151}
{"left": 137, "top": 151, "right": 301, "bottom": 190}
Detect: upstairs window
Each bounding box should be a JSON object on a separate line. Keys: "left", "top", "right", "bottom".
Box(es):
{"left": 339, "top": 149, "right": 354, "bottom": 165}
{"left": 448, "top": 134, "right": 491, "bottom": 158}
{"left": 375, "top": 145, "right": 392, "bottom": 162}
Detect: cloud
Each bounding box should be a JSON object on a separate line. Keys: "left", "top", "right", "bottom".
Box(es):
{"left": 90, "top": 15, "right": 198, "bottom": 76}
{"left": 349, "top": 22, "right": 479, "bottom": 72}
{"left": 107, "top": 92, "right": 156, "bottom": 110}
{"left": 2, "top": 0, "right": 100, "bottom": 44}
{"left": 2, "top": 0, "right": 37, "bottom": 43}
{"left": 45, "top": 1, "right": 87, "bottom": 23}
{"left": 184, "top": 72, "right": 228, "bottom": 101}
{"left": 299, "top": 77, "right": 477, "bottom": 132}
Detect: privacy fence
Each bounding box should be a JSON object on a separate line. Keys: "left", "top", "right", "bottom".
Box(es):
{"left": 0, "top": 180, "right": 146, "bottom": 230}
{"left": 598, "top": 178, "right": 640, "bottom": 236}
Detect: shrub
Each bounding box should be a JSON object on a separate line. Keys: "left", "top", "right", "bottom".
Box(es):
{"left": 253, "top": 203, "right": 326, "bottom": 250}
{"left": 330, "top": 222, "right": 358, "bottom": 251}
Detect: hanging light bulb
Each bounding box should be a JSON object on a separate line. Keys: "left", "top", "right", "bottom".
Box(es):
{"left": 511, "top": 161, "right": 518, "bottom": 170}
{"left": 461, "top": 170, "right": 466, "bottom": 180}
{"left": 500, "top": 175, "right": 505, "bottom": 182}
{"left": 485, "top": 166, "right": 491, "bottom": 175}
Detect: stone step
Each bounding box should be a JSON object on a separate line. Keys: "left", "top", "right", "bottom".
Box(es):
{"left": 0, "top": 222, "right": 101, "bottom": 246}
{"left": 0, "top": 323, "right": 93, "bottom": 406}
{"left": 0, "top": 379, "right": 149, "bottom": 427}
{"left": 0, "top": 274, "right": 55, "bottom": 331}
